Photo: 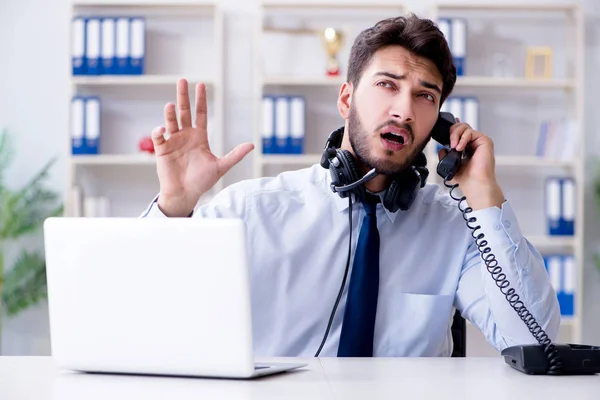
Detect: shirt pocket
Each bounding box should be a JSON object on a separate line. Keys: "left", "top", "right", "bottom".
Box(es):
{"left": 376, "top": 292, "right": 455, "bottom": 357}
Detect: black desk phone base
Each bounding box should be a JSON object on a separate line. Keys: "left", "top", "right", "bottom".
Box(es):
{"left": 501, "top": 344, "right": 600, "bottom": 375}
{"left": 434, "top": 112, "right": 600, "bottom": 375}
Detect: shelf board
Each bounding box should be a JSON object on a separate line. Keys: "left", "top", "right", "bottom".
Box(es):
{"left": 495, "top": 156, "right": 574, "bottom": 168}
{"left": 261, "top": 1, "right": 404, "bottom": 9}
{"left": 72, "top": 75, "right": 212, "bottom": 86}
{"left": 527, "top": 235, "right": 575, "bottom": 249}
{"left": 456, "top": 76, "right": 575, "bottom": 89}
{"left": 71, "top": 154, "right": 156, "bottom": 165}
{"left": 263, "top": 76, "right": 345, "bottom": 86}
{"left": 560, "top": 316, "right": 576, "bottom": 327}
{"left": 71, "top": 0, "right": 215, "bottom": 7}
{"left": 261, "top": 154, "right": 321, "bottom": 165}
{"left": 434, "top": 3, "right": 577, "bottom": 12}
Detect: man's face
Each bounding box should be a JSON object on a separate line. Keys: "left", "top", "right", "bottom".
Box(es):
{"left": 345, "top": 45, "right": 443, "bottom": 175}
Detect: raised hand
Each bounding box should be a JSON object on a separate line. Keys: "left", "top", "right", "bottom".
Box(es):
{"left": 151, "top": 78, "right": 254, "bottom": 217}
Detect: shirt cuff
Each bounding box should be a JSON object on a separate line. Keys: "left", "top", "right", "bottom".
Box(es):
{"left": 139, "top": 194, "right": 194, "bottom": 218}
{"left": 468, "top": 200, "right": 523, "bottom": 247}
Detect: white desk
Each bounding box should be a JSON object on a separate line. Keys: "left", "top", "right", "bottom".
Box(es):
{"left": 2, "top": 356, "right": 599, "bottom": 400}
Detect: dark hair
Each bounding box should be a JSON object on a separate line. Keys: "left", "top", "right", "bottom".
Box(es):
{"left": 347, "top": 13, "right": 456, "bottom": 105}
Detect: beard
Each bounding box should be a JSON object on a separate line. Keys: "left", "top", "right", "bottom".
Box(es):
{"left": 347, "top": 104, "right": 430, "bottom": 176}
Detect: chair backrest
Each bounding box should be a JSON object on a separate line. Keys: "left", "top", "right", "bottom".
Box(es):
{"left": 451, "top": 309, "right": 466, "bottom": 357}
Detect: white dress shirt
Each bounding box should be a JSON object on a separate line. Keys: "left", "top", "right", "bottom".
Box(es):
{"left": 142, "top": 163, "right": 561, "bottom": 357}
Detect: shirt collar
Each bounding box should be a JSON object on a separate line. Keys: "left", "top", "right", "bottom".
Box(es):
{"left": 322, "top": 166, "right": 399, "bottom": 223}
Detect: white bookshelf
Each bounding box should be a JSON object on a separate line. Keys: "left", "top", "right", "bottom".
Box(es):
{"left": 253, "top": 1, "right": 407, "bottom": 178}
{"left": 66, "top": 0, "right": 224, "bottom": 218}
{"left": 254, "top": 1, "right": 585, "bottom": 351}
{"left": 428, "top": 2, "right": 585, "bottom": 345}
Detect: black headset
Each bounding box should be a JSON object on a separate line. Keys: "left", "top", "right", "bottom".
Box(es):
{"left": 319, "top": 126, "right": 429, "bottom": 213}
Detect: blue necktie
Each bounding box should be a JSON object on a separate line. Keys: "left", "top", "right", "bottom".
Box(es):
{"left": 337, "top": 201, "right": 380, "bottom": 357}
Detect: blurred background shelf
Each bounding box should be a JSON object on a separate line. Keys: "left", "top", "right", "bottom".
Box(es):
{"left": 72, "top": 75, "right": 213, "bottom": 86}
{"left": 71, "top": 154, "right": 157, "bottom": 165}
{"left": 456, "top": 77, "right": 576, "bottom": 89}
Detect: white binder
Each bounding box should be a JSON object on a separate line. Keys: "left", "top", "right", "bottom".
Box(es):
{"left": 447, "top": 97, "right": 463, "bottom": 122}
{"left": 261, "top": 96, "right": 275, "bottom": 154}
{"left": 275, "top": 97, "right": 289, "bottom": 154}
{"left": 450, "top": 18, "right": 467, "bottom": 76}
{"left": 561, "top": 177, "right": 575, "bottom": 235}
{"left": 101, "top": 18, "right": 116, "bottom": 74}
{"left": 71, "top": 97, "right": 85, "bottom": 154}
{"left": 463, "top": 97, "right": 479, "bottom": 131}
{"left": 437, "top": 18, "right": 451, "bottom": 47}
{"left": 545, "top": 177, "right": 561, "bottom": 235}
{"left": 71, "top": 17, "right": 86, "bottom": 75}
{"left": 116, "top": 17, "right": 130, "bottom": 74}
{"left": 85, "top": 18, "right": 101, "bottom": 75}
{"left": 547, "top": 256, "right": 562, "bottom": 292}
{"left": 129, "top": 17, "right": 145, "bottom": 74}
{"left": 289, "top": 96, "right": 305, "bottom": 154}
{"left": 85, "top": 97, "right": 101, "bottom": 154}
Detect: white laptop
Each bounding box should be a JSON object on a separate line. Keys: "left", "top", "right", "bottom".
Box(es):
{"left": 43, "top": 217, "right": 306, "bottom": 379}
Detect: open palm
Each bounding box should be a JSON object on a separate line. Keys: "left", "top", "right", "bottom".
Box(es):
{"left": 151, "top": 78, "right": 253, "bottom": 216}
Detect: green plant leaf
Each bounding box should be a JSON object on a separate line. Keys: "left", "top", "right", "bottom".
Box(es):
{"left": 1, "top": 250, "right": 47, "bottom": 317}
{"left": 0, "top": 129, "right": 14, "bottom": 183}
{"left": 0, "top": 129, "right": 62, "bottom": 319}
{"left": 0, "top": 158, "right": 63, "bottom": 240}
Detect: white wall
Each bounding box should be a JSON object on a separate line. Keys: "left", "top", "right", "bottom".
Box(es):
{"left": 0, "top": 0, "right": 599, "bottom": 355}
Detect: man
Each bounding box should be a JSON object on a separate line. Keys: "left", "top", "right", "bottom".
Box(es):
{"left": 141, "top": 14, "right": 560, "bottom": 357}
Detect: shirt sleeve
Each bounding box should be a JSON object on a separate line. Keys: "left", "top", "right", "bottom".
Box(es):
{"left": 139, "top": 194, "right": 170, "bottom": 218}
{"left": 454, "top": 200, "right": 561, "bottom": 352}
{"left": 139, "top": 183, "right": 249, "bottom": 220}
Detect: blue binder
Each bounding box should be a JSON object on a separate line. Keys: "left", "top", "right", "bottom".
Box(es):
{"left": 129, "top": 17, "right": 145, "bottom": 75}
{"left": 84, "top": 97, "right": 101, "bottom": 154}
{"left": 85, "top": 17, "right": 101, "bottom": 75}
{"left": 543, "top": 254, "right": 576, "bottom": 317}
{"left": 462, "top": 96, "right": 479, "bottom": 131}
{"left": 437, "top": 18, "right": 451, "bottom": 48}
{"left": 560, "top": 255, "right": 575, "bottom": 316}
{"left": 450, "top": 18, "right": 467, "bottom": 76}
{"left": 115, "top": 17, "right": 130, "bottom": 75}
{"left": 545, "top": 177, "right": 562, "bottom": 235}
{"left": 71, "top": 97, "right": 86, "bottom": 154}
{"left": 274, "top": 96, "right": 289, "bottom": 154}
{"left": 72, "top": 17, "right": 87, "bottom": 75}
{"left": 100, "top": 17, "right": 116, "bottom": 75}
{"left": 560, "top": 177, "right": 575, "bottom": 236}
{"left": 262, "top": 96, "right": 275, "bottom": 154}
{"left": 287, "top": 96, "right": 305, "bottom": 154}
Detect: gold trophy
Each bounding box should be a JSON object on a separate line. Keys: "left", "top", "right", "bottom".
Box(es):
{"left": 321, "top": 27, "right": 344, "bottom": 76}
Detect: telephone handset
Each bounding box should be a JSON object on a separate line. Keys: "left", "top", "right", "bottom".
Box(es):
{"left": 432, "top": 112, "right": 600, "bottom": 375}
{"left": 431, "top": 111, "right": 468, "bottom": 181}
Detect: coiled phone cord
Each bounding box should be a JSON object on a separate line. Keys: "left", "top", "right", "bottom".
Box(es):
{"left": 444, "top": 176, "right": 564, "bottom": 374}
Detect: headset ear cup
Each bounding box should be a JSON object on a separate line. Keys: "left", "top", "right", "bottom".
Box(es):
{"left": 385, "top": 169, "right": 421, "bottom": 212}
{"left": 398, "top": 170, "right": 421, "bottom": 211}
{"left": 383, "top": 181, "right": 402, "bottom": 213}
{"left": 336, "top": 149, "right": 367, "bottom": 201}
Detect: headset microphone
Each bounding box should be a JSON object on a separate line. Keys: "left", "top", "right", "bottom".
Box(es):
{"left": 331, "top": 168, "right": 379, "bottom": 193}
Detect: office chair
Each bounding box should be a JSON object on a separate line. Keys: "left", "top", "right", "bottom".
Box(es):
{"left": 451, "top": 309, "right": 466, "bottom": 357}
